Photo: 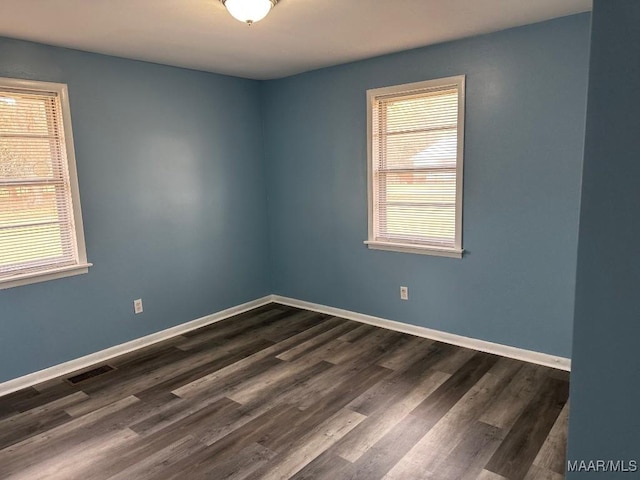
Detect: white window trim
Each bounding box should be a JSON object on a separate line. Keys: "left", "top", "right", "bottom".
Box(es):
{"left": 0, "top": 264, "right": 92, "bottom": 290}
{"left": 364, "top": 240, "right": 463, "bottom": 258}
{"left": 0, "top": 77, "right": 91, "bottom": 290}
{"left": 365, "top": 76, "right": 465, "bottom": 259}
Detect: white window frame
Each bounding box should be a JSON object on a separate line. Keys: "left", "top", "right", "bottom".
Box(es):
{"left": 365, "top": 76, "right": 465, "bottom": 258}
{"left": 0, "top": 77, "right": 91, "bottom": 289}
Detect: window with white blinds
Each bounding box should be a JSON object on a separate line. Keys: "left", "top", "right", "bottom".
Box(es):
{"left": 365, "top": 76, "right": 465, "bottom": 258}
{"left": 0, "top": 77, "right": 90, "bottom": 289}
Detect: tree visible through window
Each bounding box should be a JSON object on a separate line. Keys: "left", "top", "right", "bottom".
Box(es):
{"left": 366, "top": 76, "right": 465, "bottom": 258}
{"left": 0, "top": 78, "right": 90, "bottom": 288}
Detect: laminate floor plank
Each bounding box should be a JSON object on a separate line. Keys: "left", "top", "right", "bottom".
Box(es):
{"left": 337, "top": 323, "right": 377, "bottom": 342}
{"left": 532, "top": 401, "right": 569, "bottom": 474}
{"left": 295, "top": 333, "right": 408, "bottom": 411}
{"left": 63, "top": 345, "right": 227, "bottom": 417}
{"left": 523, "top": 463, "right": 565, "bottom": 480}
{"left": 263, "top": 343, "right": 399, "bottom": 414}
{"left": 429, "top": 345, "right": 478, "bottom": 375}
{"left": 0, "top": 388, "right": 39, "bottom": 410}
{"left": 345, "top": 412, "right": 439, "bottom": 480}
{"left": 83, "top": 398, "right": 241, "bottom": 480}
{"left": 246, "top": 407, "right": 366, "bottom": 480}
{"left": 411, "top": 351, "right": 500, "bottom": 420}
{"left": 171, "top": 442, "right": 276, "bottom": 480}
{"left": 76, "top": 346, "right": 190, "bottom": 395}
{"left": 485, "top": 377, "right": 570, "bottom": 480}
{"left": 475, "top": 469, "right": 510, "bottom": 480}
{"left": 154, "top": 404, "right": 295, "bottom": 479}
{"left": 8, "top": 428, "right": 139, "bottom": 480}
{"left": 129, "top": 357, "right": 282, "bottom": 437}
{"left": 258, "top": 363, "right": 391, "bottom": 453}
{"left": 275, "top": 319, "right": 359, "bottom": 361}
{"left": 333, "top": 368, "right": 450, "bottom": 463}
{"left": 10, "top": 381, "right": 81, "bottom": 413}
{"left": 172, "top": 316, "right": 348, "bottom": 399}
{"left": 376, "top": 335, "right": 435, "bottom": 371}
{"left": 106, "top": 335, "right": 189, "bottom": 368}
{"left": 0, "top": 390, "right": 89, "bottom": 449}
{"left": 0, "top": 304, "right": 571, "bottom": 480}
{"left": 321, "top": 327, "right": 408, "bottom": 366}
{"left": 231, "top": 356, "right": 335, "bottom": 407}
{"left": 0, "top": 405, "right": 18, "bottom": 421}
{"left": 0, "top": 390, "right": 87, "bottom": 429}
{"left": 383, "top": 358, "right": 521, "bottom": 480}
{"left": 177, "top": 306, "right": 292, "bottom": 349}
{"left": 179, "top": 303, "right": 286, "bottom": 339}
{"left": 480, "top": 362, "right": 550, "bottom": 430}
{"left": 347, "top": 342, "right": 458, "bottom": 417}
{"left": 0, "top": 408, "right": 72, "bottom": 450}
{"left": 105, "top": 435, "right": 206, "bottom": 480}
{"left": 435, "top": 420, "right": 504, "bottom": 480}
{"left": 139, "top": 360, "right": 333, "bottom": 451}
{"left": 289, "top": 450, "right": 353, "bottom": 480}
{"left": 227, "top": 358, "right": 335, "bottom": 406}
{"left": 0, "top": 395, "right": 140, "bottom": 478}
{"left": 134, "top": 337, "right": 276, "bottom": 401}
{"left": 257, "top": 311, "right": 334, "bottom": 344}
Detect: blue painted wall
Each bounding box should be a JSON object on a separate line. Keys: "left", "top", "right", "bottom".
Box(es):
{"left": 567, "top": 1, "right": 640, "bottom": 474}
{"left": 262, "top": 14, "right": 590, "bottom": 358}
{"left": 0, "top": 14, "right": 592, "bottom": 384}
{"left": 0, "top": 38, "right": 270, "bottom": 383}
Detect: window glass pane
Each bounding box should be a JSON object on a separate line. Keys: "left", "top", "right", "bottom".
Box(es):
{"left": 0, "top": 137, "right": 58, "bottom": 179}
{"left": 379, "top": 204, "right": 456, "bottom": 245}
{"left": 381, "top": 129, "right": 457, "bottom": 170}
{"left": 0, "top": 223, "right": 66, "bottom": 268}
{"left": 0, "top": 80, "right": 83, "bottom": 284}
{"left": 0, "top": 184, "right": 62, "bottom": 226}
{"left": 0, "top": 93, "right": 53, "bottom": 137}
{"left": 369, "top": 78, "right": 463, "bottom": 254}
{"left": 384, "top": 89, "right": 458, "bottom": 133}
{"left": 378, "top": 170, "right": 457, "bottom": 204}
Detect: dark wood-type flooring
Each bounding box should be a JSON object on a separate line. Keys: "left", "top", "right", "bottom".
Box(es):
{"left": 0, "top": 304, "right": 570, "bottom": 480}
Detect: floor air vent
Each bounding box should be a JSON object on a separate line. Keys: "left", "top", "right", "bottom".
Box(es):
{"left": 66, "top": 365, "right": 116, "bottom": 385}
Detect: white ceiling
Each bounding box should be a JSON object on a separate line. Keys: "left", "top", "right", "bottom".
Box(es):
{"left": 0, "top": 0, "right": 592, "bottom": 80}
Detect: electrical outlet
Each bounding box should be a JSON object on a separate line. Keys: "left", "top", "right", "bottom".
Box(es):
{"left": 400, "top": 286, "right": 408, "bottom": 300}
{"left": 133, "top": 298, "right": 143, "bottom": 314}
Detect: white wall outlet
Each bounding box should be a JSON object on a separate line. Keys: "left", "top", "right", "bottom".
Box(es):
{"left": 400, "top": 286, "right": 408, "bottom": 300}
{"left": 133, "top": 298, "right": 143, "bottom": 314}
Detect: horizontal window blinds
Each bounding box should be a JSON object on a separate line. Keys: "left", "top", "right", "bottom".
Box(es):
{"left": 0, "top": 88, "right": 78, "bottom": 279}
{"left": 371, "top": 83, "right": 461, "bottom": 248}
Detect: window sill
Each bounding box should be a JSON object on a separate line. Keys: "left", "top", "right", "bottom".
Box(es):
{"left": 0, "top": 263, "right": 93, "bottom": 290}
{"left": 364, "top": 241, "right": 463, "bottom": 258}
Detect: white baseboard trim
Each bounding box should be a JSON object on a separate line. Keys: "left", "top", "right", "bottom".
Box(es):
{"left": 0, "top": 296, "right": 272, "bottom": 397}
{"left": 271, "top": 295, "right": 571, "bottom": 371}
{"left": 0, "top": 293, "right": 570, "bottom": 397}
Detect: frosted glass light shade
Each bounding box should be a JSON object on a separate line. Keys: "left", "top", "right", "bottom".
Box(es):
{"left": 223, "top": 0, "right": 276, "bottom": 25}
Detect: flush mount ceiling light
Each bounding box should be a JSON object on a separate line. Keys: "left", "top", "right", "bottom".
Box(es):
{"left": 221, "top": 0, "right": 278, "bottom": 25}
